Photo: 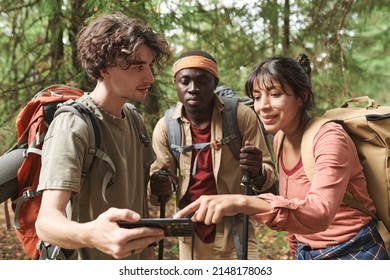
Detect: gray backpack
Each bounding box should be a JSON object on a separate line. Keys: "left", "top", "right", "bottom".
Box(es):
{"left": 164, "top": 86, "right": 274, "bottom": 175}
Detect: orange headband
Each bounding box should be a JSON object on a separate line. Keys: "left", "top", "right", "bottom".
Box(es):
{"left": 172, "top": 56, "right": 218, "bottom": 78}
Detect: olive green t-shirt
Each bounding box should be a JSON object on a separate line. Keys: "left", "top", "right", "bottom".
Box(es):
{"left": 38, "top": 94, "right": 155, "bottom": 259}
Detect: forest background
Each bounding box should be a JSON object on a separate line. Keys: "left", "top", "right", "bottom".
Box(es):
{"left": 0, "top": 0, "right": 389, "bottom": 260}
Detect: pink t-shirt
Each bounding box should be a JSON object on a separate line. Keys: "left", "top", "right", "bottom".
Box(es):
{"left": 252, "top": 122, "right": 375, "bottom": 250}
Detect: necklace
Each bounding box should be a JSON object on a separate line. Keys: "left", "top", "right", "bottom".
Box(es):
{"left": 99, "top": 106, "right": 124, "bottom": 119}
{"left": 92, "top": 99, "right": 124, "bottom": 120}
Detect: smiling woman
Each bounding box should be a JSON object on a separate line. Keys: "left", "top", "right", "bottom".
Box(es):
{"left": 241, "top": 54, "right": 389, "bottom": 260}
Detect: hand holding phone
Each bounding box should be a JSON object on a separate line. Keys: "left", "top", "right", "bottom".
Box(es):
{"left": 117, "top": 218, "right": 193, "bottom": 237}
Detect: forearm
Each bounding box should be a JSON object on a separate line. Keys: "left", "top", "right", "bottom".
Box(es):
{"left": 36, "top": 210, "right": 92, "bottom": 250}
{"left": 237, "top": 195, "right": 272, "bottom": 216}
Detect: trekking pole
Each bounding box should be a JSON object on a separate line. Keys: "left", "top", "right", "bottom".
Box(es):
{"left": 157, "top": 168, "right": 171, "bottom": 260}
{"left": 241, "top": 170, "right": 252, "bottom": 260}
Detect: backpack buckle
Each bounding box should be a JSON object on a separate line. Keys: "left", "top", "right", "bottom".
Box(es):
{"left": 210, "top": 140, "right": 222, "bottom": 150}
{"left": 22, "top": 189, "right": 39, "bottom": 199}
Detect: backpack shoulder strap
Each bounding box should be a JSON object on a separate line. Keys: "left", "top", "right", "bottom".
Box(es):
{"left": 164, "top": 106, "right": 181, "bottom": 165}
{"left": 301, "top": 117, "right": 332, "bottom": 181}
{"left": 274, "top": 130, "right": 285, "bottom": 175}
{"left": 301, "top": 117, "right": 378, "bottom": 220}
{"left": 54, "top": 100, "right": 116, "bottom": 203}
{"left": 124, "top": 103, "right": 150, "bottom": 147}
{"left": 220, "top": 95, "right": 241, "bottom": 160}
{"left": 55, "top": 100, "right": 101, "bottom": 174}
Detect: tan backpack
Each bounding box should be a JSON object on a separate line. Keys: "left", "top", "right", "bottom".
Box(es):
{"left": 276, "top": 96, "right": 390, "bottom": 253}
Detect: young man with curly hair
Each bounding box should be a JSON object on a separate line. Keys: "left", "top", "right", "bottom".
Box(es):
{"left": 36, "top": 13, "right": 171, "bottom": 260}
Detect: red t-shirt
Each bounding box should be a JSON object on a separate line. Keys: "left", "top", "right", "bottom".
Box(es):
{"left": 182, "top": 123, "right": 217, "bottom": 243}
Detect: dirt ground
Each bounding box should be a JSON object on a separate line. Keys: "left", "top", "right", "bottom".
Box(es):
{"left": 0, "top": 200, "right": 30, "bottom": 260}
{"left": 0, "top": 198, "right": 290, "bottom": 260}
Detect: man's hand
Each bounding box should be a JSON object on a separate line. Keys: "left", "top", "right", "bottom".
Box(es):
{"left": 150, "top": 165, "right": 173, "bottom": 198}
{"left": 239, "top": 141, "right": 263, "bottom": 177}
{"left": 88, "top": 208, "right": 165, "bottom": 259}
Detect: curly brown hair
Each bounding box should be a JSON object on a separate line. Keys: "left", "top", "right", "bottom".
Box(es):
{"left": 77, "top": 13, "right": 171, "bottom": 81}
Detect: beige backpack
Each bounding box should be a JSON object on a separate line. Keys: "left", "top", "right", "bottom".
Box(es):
{"left": 276, "top": 96, "right": 390, "bottom": 253}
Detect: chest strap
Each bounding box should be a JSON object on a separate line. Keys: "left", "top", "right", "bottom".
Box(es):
{"left": 170, "top": 135, "right": 236, "bottom": 176}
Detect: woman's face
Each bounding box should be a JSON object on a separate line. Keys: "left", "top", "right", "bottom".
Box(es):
{"left": 252, "top": 78, "right": 303, "bottom": 134}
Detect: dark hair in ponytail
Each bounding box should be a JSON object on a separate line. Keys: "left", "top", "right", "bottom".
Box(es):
{"left": 296, "top": 53, "right": 312, "bottom": 79}
{"left": 245, "top": 53, "right": 315, "bottom": 114}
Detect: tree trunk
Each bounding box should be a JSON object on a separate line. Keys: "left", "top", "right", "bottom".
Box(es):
{"left": 283, "top": 0, "right": 290, "bottom": 53}
{"left": 47, "top": 0, "right": 64, "bottom": 82}
{"left": 69, "top": 0, "right": 93, "bottom": 90}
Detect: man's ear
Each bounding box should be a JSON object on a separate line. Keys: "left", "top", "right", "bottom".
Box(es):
{"left": 100, "top": 68, "right": 109, "bottom": 79}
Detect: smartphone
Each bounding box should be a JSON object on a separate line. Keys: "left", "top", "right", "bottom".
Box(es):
{"left": 117, "top": 218, "right": 194, "bottom": 237}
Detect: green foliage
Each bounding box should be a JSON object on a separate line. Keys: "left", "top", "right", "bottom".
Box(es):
{"left": 0, "top": 0, "right": 389, "bottom": 151}
{"left": 0, "top": 0, "right": 388, "bottom": 260}
{"left": 348, "top": 7, "right": 390, "bottom": 105}
{"left": 256, "top": 224, "right": 291, "bottom": 260}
